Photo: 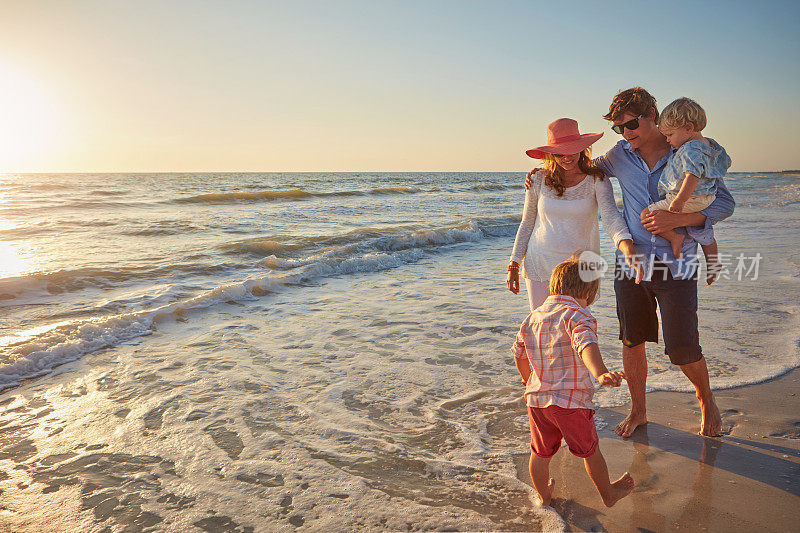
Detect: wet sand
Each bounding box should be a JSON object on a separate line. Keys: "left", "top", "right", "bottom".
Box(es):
{"left": 514, "top": 369, "right": 800, "bottom": 532}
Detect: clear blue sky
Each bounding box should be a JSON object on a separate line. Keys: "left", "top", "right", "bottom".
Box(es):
{"left": 1, "top": 0, "right": 798, "bottom": 171}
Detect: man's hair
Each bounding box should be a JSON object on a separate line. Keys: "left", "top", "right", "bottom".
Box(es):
{"left": 658, "top": 97, "right": 707, "bottom": 131}
{"left": 603, "top": 87, "right": 659, "bottom": 123}
{"left": 549, "top": 252, "right": 600, "bottom": 305}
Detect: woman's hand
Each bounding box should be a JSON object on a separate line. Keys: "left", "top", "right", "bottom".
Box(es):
{"left": 507, "top": 263, "right": 520, "bottom": 294}
{"left": 618, "top": 239, "right": 644, "bottom": 284}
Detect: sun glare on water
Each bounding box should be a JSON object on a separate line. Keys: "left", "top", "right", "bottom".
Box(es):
{"left": 0, "top": 62, "right": 60, "bottom": 171}
{"left": 0, "top": 241, "right": 34, "bottom": 279}
{"left": 0, "top": 63, "right": 58, "bottom": 278}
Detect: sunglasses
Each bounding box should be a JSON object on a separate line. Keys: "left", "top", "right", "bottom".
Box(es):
{"left": 612, "top": 114, "right": 644, "bottom": 134}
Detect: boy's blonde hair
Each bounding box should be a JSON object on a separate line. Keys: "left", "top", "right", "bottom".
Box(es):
{"left": 549, "top": 251, "right": 600, "bottom": 306}
{"left": 659, "top": 97, "right": 707, "bottom": 131}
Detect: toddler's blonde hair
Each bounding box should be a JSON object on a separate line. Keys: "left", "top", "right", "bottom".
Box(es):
{"left": 549, "top": 251, "right": 600, "bottom": 306}
{"left": 659, "top": 97, "right": 707, "bottom": 131}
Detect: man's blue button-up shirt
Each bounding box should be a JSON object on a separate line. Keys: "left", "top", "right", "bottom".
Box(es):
{"left": 594, "top": 139, "right": 735, "bottom": 281}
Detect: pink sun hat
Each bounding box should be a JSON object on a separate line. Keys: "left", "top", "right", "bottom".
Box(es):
{"left": 525, "top": 118, "right": 603, "bottom": 159}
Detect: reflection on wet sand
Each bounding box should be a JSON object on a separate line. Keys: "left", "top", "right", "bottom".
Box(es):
{"left": 672, "top": 438, "right": 719, "bottom": 532}
{"left": 626, "top": 426, "right": 718, "bottom": 533}
{"left": 628, "top": 429, "right": 666, "bottom": 533}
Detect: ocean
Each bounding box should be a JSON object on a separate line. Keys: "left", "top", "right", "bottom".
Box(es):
{"left": 0, "top": 171, "right": 798, "bottom": 531}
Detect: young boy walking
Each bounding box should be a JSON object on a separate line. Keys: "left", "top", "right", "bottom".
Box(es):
{"left": 512, "top": 254, "right": 634, "bottom": 507}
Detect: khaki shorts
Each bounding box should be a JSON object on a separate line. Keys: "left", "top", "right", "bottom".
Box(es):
{"left": 649, "top": 193, "right": 715, "bottom": 213}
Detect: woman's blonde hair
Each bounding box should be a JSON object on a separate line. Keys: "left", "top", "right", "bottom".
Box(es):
{"left": 548, "top": 251, "right": 600, "bottom": 306}
{"left": 541, "top": 148, "right": 604, "bottom": 197}
{"left": 659, "top": 97, "right": 707, "bottom": 131}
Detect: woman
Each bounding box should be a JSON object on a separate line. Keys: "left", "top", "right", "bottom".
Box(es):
{"left": 508, "top": 118, "right": 639, "bottom": 311}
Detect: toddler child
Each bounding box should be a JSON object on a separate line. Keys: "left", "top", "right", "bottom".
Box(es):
{"left": 641, "top": 97, "right": 732, "bottom": 284}
{"left": 511, "top": 253, "right": 634, "bottom": 507}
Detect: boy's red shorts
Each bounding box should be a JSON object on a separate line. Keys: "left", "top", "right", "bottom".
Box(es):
{"left": 528, "top": 405, "right": 599, "bottom": 458}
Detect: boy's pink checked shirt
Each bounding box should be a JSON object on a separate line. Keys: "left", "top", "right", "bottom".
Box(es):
{"left": 511, "top": 295, "right": 598, "bottom": 410}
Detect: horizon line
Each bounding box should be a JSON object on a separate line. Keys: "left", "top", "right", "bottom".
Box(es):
{"left": 1, "top": 168, "right": 790, "bottom": 175}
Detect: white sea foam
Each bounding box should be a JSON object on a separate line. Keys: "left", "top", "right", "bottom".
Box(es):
{"left": 0, "top": 217, "right": 519, "bottom": 390}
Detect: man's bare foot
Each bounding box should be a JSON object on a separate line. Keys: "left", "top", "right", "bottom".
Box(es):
{"left": 698, "top": 395, "right": 722, "bottom": 437}
{"left": 601, "top": 472, "right": 635, "bottom": 507}
{"left": 668, "top": 233, "right": 685, "bottom": 259}
{"left": 538, "top": 478, "right": 556, "bottom": 506}
{"left": 615, "top": 411, "right": 647, "bottom": 438}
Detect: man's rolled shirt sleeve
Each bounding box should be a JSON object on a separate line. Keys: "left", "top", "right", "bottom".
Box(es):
{"left": 688, "top": 177, "right": 735, "bottom": 244}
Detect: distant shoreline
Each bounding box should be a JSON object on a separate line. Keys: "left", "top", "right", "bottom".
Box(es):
{"left": 2, "top": 169, "right": 799, "bottom": 175}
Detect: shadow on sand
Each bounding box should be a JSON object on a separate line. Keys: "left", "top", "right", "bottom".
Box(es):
{"left": 597, "top": 408, "right": 800, "bottom": 498}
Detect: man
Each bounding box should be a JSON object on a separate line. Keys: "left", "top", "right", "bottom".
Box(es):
{"left": 595, "top": 87, "right": 734, "bottom": 437}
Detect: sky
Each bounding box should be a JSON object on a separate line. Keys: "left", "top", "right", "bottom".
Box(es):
{"left": 0, "top": 0, "right": 798, "bottom": 172}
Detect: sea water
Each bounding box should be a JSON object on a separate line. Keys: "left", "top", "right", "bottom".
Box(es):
{"left": 0, "top": 171, "right": 797, "bottom": 531}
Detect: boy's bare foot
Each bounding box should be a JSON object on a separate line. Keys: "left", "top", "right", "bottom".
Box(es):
{"left": 669, "top": 232, "right": 685, "bottom": 259}
{"left": 698, "top": 394, "right": 722, "bottom": 437}
{"left": 601, "top": 472, "right": 635, "bottom": 507}
{"left": 614, "top": 410, "right": 647, "bottom": 438}
{"left": 538, "top": 478, "right": 556, "bottom": 507}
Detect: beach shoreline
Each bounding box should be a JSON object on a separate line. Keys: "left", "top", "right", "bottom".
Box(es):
{"left": 514, "top": 368, "right": 800, "bottom": 532}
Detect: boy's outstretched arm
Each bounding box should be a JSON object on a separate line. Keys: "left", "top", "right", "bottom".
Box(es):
{"left": 697, "top": 177, "right": 735, "bottom": 226}
{"left": 580, "top": 343, "right": 625, "bottom": 387}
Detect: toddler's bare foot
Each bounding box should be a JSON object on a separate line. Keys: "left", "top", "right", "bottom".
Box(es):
{"left": 614, "top": 410, "right": 647, "bottom": 438}
{"left": 669, "top": 233, "right": 685, "bottom": 259}
{"left": 538, "top": 478, "right": 556, "bottom": 507}
{"left": 601, "top": 472, "right": 635, "bottom": 507}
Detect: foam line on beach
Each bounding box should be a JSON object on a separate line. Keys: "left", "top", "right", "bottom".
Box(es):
{"left": 0, "top": 216, "right": 521, "bottom": 304}
{"left": 0, "top": 251, "right": 396, "bottom": 390}
{"left": 0, "top": 217, "right": 518, "bottom": 390}
{"left": 0, "top": 280, "right": 267, "bottom": 391}
{"left": 223, "top": 215, "right": 522, "bottom": 258}
{"left": 0, "top": 262, "right": 235, "bottom": 303}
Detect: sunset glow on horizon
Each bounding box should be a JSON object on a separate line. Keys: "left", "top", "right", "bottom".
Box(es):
{"left": 0, "top": 62, "right": 62, "bottom": 171}
{"left": 1, "top": 1, "right": 798, "bottom": 173}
